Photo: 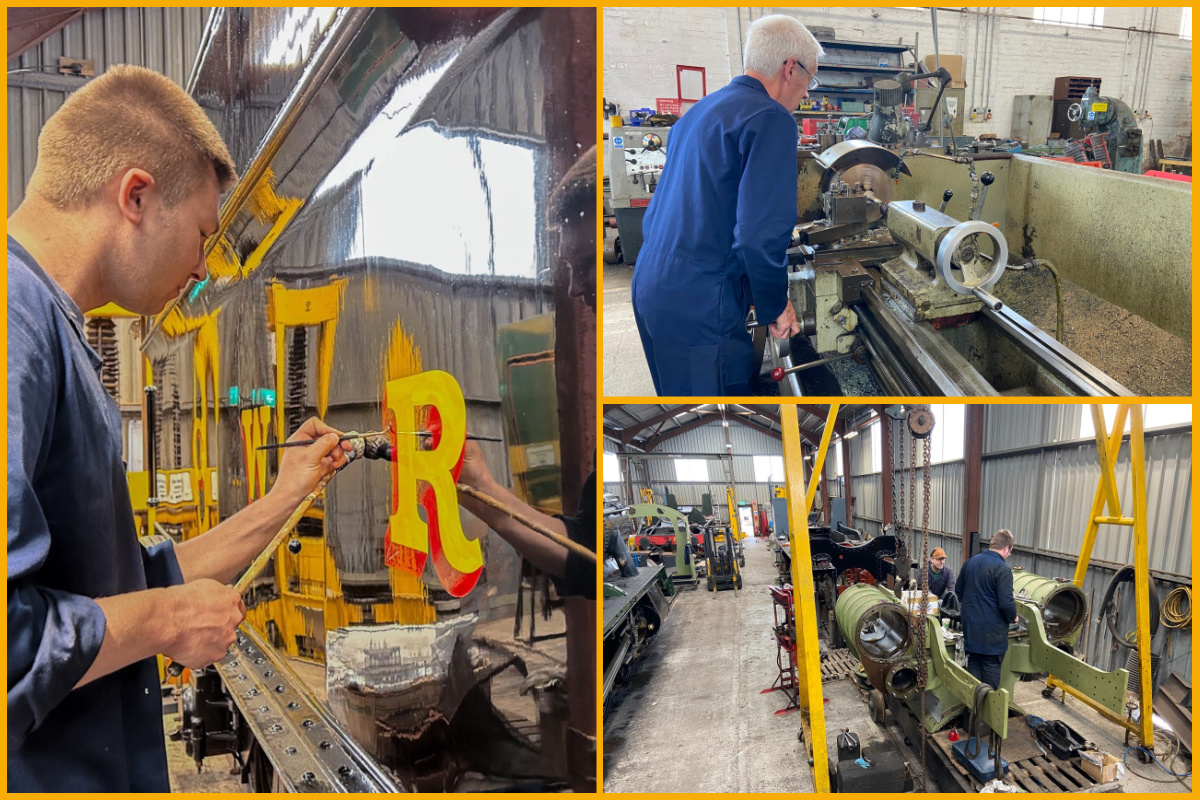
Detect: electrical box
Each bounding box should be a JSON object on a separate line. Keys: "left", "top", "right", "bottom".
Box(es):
{"left": 915, "top": 87, "right": 965, "bottom": 136}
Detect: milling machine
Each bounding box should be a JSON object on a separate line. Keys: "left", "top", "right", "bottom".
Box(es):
{"left": 760, "top": 140, "right": 1133, "bottom": 396}
{"left": 1066, "top": 84, "right": 1145, "bottom": 174}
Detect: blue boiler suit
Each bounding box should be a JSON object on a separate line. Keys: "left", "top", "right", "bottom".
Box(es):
{"left": 8, "top": 236, "right": 186, "bottom": 791}
{"left": 631, "top": 75, "right": 798, "bottom": 396}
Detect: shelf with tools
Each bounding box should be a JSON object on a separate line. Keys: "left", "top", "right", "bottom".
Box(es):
{"left": 812, "top": 40, "right": 915, "bottom": 93}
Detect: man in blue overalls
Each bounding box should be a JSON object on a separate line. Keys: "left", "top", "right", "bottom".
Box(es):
{"left": 631, "top": 15, "right": 822, "bottom": 395}
{"left": 955, "top": 529, "right": 1018, "bottom": 690}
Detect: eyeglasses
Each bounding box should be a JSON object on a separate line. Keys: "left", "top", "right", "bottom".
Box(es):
{"left": 786, "top": 58, "right": 820, "bottom": 91}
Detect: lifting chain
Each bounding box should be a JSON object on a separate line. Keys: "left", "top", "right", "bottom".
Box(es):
{"left": 894, "top": 418, "right": 905, "bottom": 551}
{"left": 917, "top": 432, "right": 933, "bottom": 793}
{"left": 907, "top": 424, "right": 917, "bottom": 582}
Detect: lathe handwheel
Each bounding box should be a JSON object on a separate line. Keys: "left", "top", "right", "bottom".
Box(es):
{"left": 1066, "top": 102, "right": 1083, "bottom": 122}
{"left": 935, "top": 219, "right": 1007, "bottom": 295}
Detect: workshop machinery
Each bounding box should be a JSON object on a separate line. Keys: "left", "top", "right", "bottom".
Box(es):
{"left": 763, "top": 140, "right": 1136, "bottom": 396}
{"left": 1066, "top": 85, "right": 1144, "bottom": 174}
{"left": 622, "top": 503, "right": 699, "bottom": 588}
{"left": 606, "top": 122, "right": 672, "bottom": 263}
{"left": 824, "top": 403, "right": 1166, "bottom": 791}
{"left": 144, "top": 7, "right": 594, "bottom": 792}
{"left": 627, "top": 518, "right": 683, "bottom": 552}
{"left": 603, "top": 503, "right": 682, "bottom": 710}
{"left": 705, "top": 521, "right": 743, "bottom": 592}
{"left": 867, "top": 64, "right": 958, "bottom": 147}
{"left": 835, "top": 576, "right": 1129, "bottom": 785}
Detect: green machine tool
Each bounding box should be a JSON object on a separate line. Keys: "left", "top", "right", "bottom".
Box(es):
{"left": 623, "top": 503, "right": 698, "bottom": 586}
{"left": 836, "top": 570, "right": 1129, "bottom": 739}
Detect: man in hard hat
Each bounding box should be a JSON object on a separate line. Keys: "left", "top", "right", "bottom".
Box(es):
{"left": 954, "top": 529, "right": 1018, "bottom": 690}
{"left": 630, "top": 14, "right": 821, "bottom": 395}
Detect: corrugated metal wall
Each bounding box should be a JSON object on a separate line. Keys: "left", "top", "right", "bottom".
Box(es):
{"left": 983, "top": 404, "right": 1086, "bottom": 453}
{"left": 847, "top": 406, "right": 1191, "bottom": 684}
{"left": 7, "top": 7, "right": 212, "bottom": 212}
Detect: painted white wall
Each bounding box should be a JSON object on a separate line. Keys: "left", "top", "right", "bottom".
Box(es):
{"left": 603, "top": 7, "right": 1191, "bottom": 153}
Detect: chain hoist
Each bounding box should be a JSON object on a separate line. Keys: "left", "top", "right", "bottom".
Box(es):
{"left": 907, "top": 422, "right": 917, "bottom": 586}
{"left": 895, "top": 418, "right": 905, "bottom": 551}
{"left": 900, "top": 406, "right": 936, "bottom": 793}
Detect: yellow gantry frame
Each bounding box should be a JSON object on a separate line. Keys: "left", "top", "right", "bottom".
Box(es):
{"left": 1045, "top": 404, "right": 1153, "bottom": 748}
{"left": 727, "top": 485, "right": 737, "bottom": 535}
{"left": 782, "top": 403, "right": 839, "bottom": 793}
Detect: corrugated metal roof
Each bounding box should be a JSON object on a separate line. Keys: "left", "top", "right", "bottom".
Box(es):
{"left": 603, "top": 403, "right": 834, "bottom": 449}
{"left": 7, "top": 7, "right": 213, "bottom": 213}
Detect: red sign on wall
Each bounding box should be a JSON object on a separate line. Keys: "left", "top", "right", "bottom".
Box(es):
{"left": 656, "top": 97, "right": 681, "bottom": 115}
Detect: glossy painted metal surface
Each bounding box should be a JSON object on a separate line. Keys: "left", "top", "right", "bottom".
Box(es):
{"left": 1011, "top": 569, "right": 1086, "bottom": 643}
{"left": 835, "top": 582, "right": 912, "bottom": 663}
{"left": 143, "top": 7, "right": 594, "bottom": 789}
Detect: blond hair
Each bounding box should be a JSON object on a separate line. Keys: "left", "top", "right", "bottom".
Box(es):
{"left": 28, "top": 64, "right": 236, "bottom": 209}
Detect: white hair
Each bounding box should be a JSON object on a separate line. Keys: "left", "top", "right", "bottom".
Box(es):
{"left": 743, "top": 14, "right": 823, "bottom": 78}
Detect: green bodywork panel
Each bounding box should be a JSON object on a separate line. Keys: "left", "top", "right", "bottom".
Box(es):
{"left": 626, "top": 503, "right": 695, "bottom": 581}
{"left": 923, "top": 615, "right": 1011, "bottom": 738}
{"left": 912, "top": 600, "right": 1128, "bottom": 737}
{"left": 1016, "top": 601, "right": 1129, "bottom": 715}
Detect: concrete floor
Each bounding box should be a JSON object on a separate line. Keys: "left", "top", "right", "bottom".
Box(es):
{"left": 603, "top": 258, "right": 655, "bottom": 397}
{"left": 604, "top": 536, "right": 823, "bottom": 792}
{"left": 603, "top": 536, "right": 1192, "bottom": 793}
{"left": 601, "top": 244, "right": 1191, "bottom": 396}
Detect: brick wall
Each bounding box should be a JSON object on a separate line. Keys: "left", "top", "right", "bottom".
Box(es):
{"left": 603, "top": 6, "right": 734, "bottom": 114}
{"left": 603, "top": 7, "right": 1191, "bottom": 154}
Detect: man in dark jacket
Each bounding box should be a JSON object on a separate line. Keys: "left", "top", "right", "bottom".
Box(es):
{"left": 954, "top": 529, "right": 1018, "bottom": 690}
{"left": 922, "top": 547, "right": 955, "bottom": 599}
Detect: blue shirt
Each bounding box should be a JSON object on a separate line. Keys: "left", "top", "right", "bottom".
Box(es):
{"left": 7, "top": 236, "right": 185, "bottom": 791}
{"left": 954, "top": 550, "right": 1016, "bottom": 656}
{"left": 631, "top": 75, "right": 798, "bottom": 384}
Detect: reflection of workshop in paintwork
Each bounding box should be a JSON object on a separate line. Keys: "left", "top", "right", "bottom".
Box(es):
{"left": 7, "top": 7, "right": 596, "bottom": 793}
{"left": 602, "top": 7, "right": 1191, "bottom": 397}
{"left": 602, "top": 403, "right": 1192, "bottom": 793}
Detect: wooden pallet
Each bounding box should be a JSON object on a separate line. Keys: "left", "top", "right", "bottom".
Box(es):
{"left": 932, "top": 730, "right": 1109, "bottom": 792}
{"left": 1005, "top": 754, "right": 1099, "bottom": 793}
{"left": 820, "top": 648, "right": 859, "bottom": 682}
